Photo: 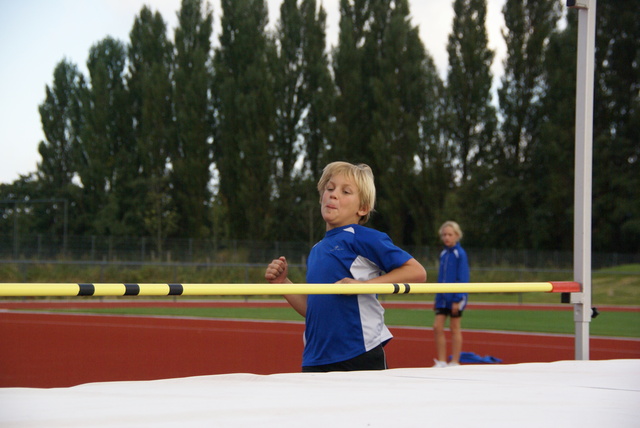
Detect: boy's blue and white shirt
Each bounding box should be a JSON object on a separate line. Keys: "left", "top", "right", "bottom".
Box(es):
{"left": 303, "top": 224, "right": 412, "bottom": 367}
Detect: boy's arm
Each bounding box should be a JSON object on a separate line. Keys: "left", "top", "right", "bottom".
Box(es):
{"left": 265, "top": 256, "right": 308, "bottom": 317}
{"left": 337, "top": 258, "right": 427, "bottom": 285}
{"left": 283, "top": 294, "right": 307, "bottom": 317}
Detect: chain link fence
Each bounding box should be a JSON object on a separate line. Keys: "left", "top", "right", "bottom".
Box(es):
{"left": 1, "top": 233, "right": 638, "bottom": 270}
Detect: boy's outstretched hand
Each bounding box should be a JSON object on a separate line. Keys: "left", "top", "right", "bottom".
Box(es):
{"left": 265, "top": 256, "right": 289, "bottom": 283}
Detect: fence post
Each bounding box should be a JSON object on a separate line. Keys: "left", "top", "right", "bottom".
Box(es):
{"left": 100, "top": 258, "right": 106, "bottom": 282}
{"left": 13, "top": 202, "right": 18, "bottom": 260}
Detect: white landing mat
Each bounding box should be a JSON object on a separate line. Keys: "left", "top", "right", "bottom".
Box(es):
{"left": 1, "top": 359, "right": 638, "bottom": 427}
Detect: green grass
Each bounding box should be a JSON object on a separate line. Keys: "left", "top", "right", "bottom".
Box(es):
{"left": 386, "top": 308, "right": 639, "bottom": 338}
{"left": 38, "top": 305, "right": 640, "bottom": 338}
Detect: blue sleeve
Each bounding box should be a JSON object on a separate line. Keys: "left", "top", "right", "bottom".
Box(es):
{"left": 457, "top": 249, "right": 470, "bottom": 283}
{"left": 453, "top": 247, "right": 470, "bottom": 302}
{"left": 357, "top": 228, "right": 412, "bottom": 273}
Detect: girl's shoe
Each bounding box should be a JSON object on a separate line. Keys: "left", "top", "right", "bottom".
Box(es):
{"left": 433, "top": 359, "right": 448, "bottom": 368}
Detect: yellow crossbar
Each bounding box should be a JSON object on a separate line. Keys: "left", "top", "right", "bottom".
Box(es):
{"left": 0, "top": 281, "right": 580, "bottom": 297}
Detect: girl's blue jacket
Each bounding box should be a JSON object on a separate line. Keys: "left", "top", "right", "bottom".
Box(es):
{"left": 435, "top": 243, "right": 470, "bottom": 309}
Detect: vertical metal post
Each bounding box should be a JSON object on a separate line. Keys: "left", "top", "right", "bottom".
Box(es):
{"left": 13, "top": 201, "right": 18, "bottom": 259}
{"left": 63, "top": 199, "right": 68, "bottom": 257}
{"left": 569, "top": 0, "right": 597, "bottom": 360}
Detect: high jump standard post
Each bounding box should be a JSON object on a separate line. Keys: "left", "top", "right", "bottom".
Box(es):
{"left": 568, "top": 0, "right": 597, "bottom": 360}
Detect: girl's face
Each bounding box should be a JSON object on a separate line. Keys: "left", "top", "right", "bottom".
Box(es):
{"left": 320, "top": 173, "right": 368, "bottom": 230}
{"left": 440, "top": 226, "right": 459, "bottom": 248}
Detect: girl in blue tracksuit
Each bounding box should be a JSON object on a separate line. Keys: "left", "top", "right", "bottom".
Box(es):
{"left": 433, "top": 221, "right": 469, "bottom": 367}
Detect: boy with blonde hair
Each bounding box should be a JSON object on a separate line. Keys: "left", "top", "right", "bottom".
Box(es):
{"left": 265, "top": 161, "right": 426, "bottom": 372}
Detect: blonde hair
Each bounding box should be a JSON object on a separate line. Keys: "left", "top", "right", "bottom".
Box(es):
{"left": 317, "top": 161, "right": 376, "bottom": 225}
{"left": 439, "top": 221, "right": 463, "bottom": 240}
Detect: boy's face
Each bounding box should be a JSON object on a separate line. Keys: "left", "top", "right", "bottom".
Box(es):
{"left": 320, "top": 173, "right": 368, "bottom": 230}
{"left": 440, "top": 226, "right": 459, "bottom": 248}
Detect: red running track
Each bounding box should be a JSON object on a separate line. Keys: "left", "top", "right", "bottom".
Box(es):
{"left": 1, "top": 309, "right": 639, "bottom": 388}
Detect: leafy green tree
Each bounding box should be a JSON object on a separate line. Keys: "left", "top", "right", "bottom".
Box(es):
{"left": 76, "top": 36, "right": 133, "bottom": 236}
{"left": 37, "top": 60, "right": 85, "bottom": 190}
{"left": 366, "top": 0, "right": 432, "bottom": 244}
{"left": 171, "top": 0, "right": 214, "bottom": 239}
{"left": 273, "top": 0, "right": 305, "bottom": 195}
{"left": 271, "top": 0, "right": 309, "bottom": 244}
{"left": 213, "top": 0, "right": 275, "bottom": 240}
{"left": 271, "top": 0, "right": 335, "bottom": 243}
{"left": 493, "top": 0, "right": 561, "bottom": 248}
{"left": 498, "top": 0, "right": 561, "bottom": 165}
{"left": 529, "top": 12, "right": 577, "bottom": 250}
{"left": 10, "top": 0, "right": 638, "bottom": 258}
{"left": 0, "top": 175, "right": 51, "bottom": 251}
{"left": 298, "top": 0, "right": 335, "bottom": 183}
{"left": 412, "top": 57, "right": 448, "bottom": 246}
{"left": 591, "top": 0, "right": 640, "bottom": 252}
{"left": 444, "top": 0, "right": 496, "bottom": 183}
{"left": 332, "top": 0, "right": 439, "bottom": 244}
{"left": 332, "top": 0, "right": 370, "bottom": 163}
{"left": 442, "top": 0, "right": 497, "bottom": 246}
{"left": 35, "top": 60, "right": 86, "bottom": 239}
{"left": 128, "top": 6, "right": 177, "bottom": 251}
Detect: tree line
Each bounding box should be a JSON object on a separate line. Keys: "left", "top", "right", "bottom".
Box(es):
{"left": 1, "top": 0, "right": 638, "bottom": 255}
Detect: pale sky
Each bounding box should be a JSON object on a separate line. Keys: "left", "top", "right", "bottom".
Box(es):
{"left": 0, "top": 0, "right": 508, "bottom": 184}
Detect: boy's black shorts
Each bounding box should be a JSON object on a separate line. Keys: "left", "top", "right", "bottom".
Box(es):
{"left": 302, "top": 344, "right": 387, "bottom": 373}
{"left": 434, "top": 307, "right": 464, "bottom": 318}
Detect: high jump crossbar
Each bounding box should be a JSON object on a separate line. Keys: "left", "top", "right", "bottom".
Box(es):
{"left": 0, "top": 281, "right": 580, "bottom": 297}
